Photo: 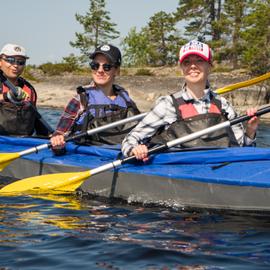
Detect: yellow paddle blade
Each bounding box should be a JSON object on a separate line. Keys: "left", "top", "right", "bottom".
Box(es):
{"left": 216, "top": 72, "right": 270, "bottom": 94}
{"left": 0, "top": 153, "right": 21, "bottom": 171}
{"left": 0, "top": 170, "right": 91, "bottom": 194}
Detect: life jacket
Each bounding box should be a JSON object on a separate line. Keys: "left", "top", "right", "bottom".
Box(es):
{"left": 151, "top": 92, "right": 239, "bottom": 148}
{"left": 0, "top": 77, "right": 38, "bottom": 136}
{"left": 70, "top": 85, "right": 140, "bottom": 145}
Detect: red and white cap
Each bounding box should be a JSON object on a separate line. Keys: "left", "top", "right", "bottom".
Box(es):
{"left": 179, "top": 40, "right": 211, "bottom": 63}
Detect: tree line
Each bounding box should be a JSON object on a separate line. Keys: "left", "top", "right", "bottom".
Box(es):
{"left": 66, "top": 0, "right": 270, "bottom": 75}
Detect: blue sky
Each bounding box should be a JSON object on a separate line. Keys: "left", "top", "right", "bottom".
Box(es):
{"left": 1, "top": 0, "right": 179, "bottom": 65}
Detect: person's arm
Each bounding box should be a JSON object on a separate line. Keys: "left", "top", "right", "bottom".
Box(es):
{"left": 121, "top": 96, "right": 177, "bottom": 157}
{"left": 245, "top": 107, "right": 259, "bottom": 140}
{"left": 50, "top": 94, "right": 82, "bottom": 152}
{"left": 54, "top": 94, "right": 82, "bottom": 135}
{"left": 220, "top": 97, "right": 258, "bottom": 146}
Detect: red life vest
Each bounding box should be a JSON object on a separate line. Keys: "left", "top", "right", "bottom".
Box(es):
{"left": 150, "top": 92, "right": 239, "bottom": 148}
{"left": 178, "top": 102, "right": 221, "bottom": 119}
{"left": 0, "top": 77, "right": 37, "bottom": 104}
{"left": 0, "top": 77, "right": 38, "bottom": 136}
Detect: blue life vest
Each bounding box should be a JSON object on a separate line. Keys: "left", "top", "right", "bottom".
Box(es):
{"left": 71, "top": 84, "right": 140, "bottom": 145}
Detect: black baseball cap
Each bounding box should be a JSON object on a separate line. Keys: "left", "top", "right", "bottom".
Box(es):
{"left": 90, "top": 44, "right": 122, "bottom": 66}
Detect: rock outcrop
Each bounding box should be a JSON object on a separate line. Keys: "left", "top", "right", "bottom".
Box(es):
{"left": 34, "top": 73, "right": 270, "bottom": 118}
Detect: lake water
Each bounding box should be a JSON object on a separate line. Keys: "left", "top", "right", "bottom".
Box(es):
{"left": 1, "top": 108, "right": 270, "bottom": 270}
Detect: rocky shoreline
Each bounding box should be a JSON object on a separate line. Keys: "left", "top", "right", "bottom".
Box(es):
{"left": 35, "top": 72, "right": 270, "bottom": 119}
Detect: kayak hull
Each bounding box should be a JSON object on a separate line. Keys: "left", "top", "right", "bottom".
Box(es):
{"left": 1, "top": 136, "right": 270, "bottom": 212}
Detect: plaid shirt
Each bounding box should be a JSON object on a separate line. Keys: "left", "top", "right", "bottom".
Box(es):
{"left": 121, "top": 87, "right": 254, "bottom": 157}
{"left": 54, "top": 94, "right": 83, "bottom": 135}
{"left": 54, "top": 81, "right": 96, "bottom": 135}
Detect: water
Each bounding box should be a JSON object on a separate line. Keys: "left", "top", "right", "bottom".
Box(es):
{"left": 1, "top": 108, "right": 270, "bottom": 270}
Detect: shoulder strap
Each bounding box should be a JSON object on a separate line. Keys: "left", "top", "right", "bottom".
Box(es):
{"left": 115, "top": 86, "right": 140, "bottom": 113}
{"left": 76, "top": 86, "right": 88, "bottom": 109}
{"left": 209, "top": 93, "right": 228, "bottom": 118}
{"left": 209, "top": 92, "right": 222, "bottom": 110}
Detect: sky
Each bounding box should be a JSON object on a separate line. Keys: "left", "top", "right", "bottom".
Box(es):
{"left": 1, "top": 0, "right": 179, "bottom": 65}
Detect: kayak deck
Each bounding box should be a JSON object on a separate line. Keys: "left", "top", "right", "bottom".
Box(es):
{"left": 1, "top": 136, "right": 270, "bottom": 212}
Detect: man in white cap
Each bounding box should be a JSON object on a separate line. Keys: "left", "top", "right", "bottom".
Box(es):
{"left": 0, "top": 43, "right": 48, "bottom": 136}
{"left": 122, "top": 40, "right": 259, "bottom": 161}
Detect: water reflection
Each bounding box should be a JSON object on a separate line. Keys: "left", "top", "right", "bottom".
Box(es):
{"left": 1, "top": 194, "right": 270, "bottom": 269}
{"left": 0, "top": 112, "right": 270, "bottom": 268}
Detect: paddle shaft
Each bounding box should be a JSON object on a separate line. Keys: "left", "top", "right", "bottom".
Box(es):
{"left": 216, "top": 72, "right": 270, "bottom": 94}
{"left": 18, "top": 112, "right": 147, "bottom": 156}
{"left": 90, "top": 106, "right": 270, "bottom": 176}
{"left": 0, "top": 71, "right": 54, "bottom": 134}
{"left": 65, "top": 112, "right": 147, "bottom": 142}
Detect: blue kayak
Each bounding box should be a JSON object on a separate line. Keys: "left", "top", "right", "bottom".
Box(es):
{"left": 1, "top": 135, "right": 270, "bottom": 212}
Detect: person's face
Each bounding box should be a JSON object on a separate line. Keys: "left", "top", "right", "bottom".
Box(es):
{"left": 0, "top": 55, "right": 26, "bottom": 80}
{"left": 180, "top": 55, "right": 211, "bottom": 86}
{"left": 90, "top": 54, "right": 119, "bottom": 87}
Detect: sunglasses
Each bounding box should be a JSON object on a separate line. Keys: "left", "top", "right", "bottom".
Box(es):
{"left": 89, "top": 62, "right": 115, "bottom": 72}
{"left": 1, "top": 56, "right": 26, "bottom": 66}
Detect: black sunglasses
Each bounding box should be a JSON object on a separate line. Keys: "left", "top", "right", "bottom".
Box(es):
{"left": 89, "top": 62, "right": 115, "bottom": 72}
{"left": 1, "top": 56, "right": 26, "bottom": 66}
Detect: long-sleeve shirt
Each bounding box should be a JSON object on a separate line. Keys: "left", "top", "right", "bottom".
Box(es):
{"left": 54, "top": 94, "right": 82, "bottom": 135}
{"left": 122, "top": 87, "right": 254, "bottom": 157}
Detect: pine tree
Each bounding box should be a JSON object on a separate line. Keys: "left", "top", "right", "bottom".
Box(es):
{"left": 174, "top": 0, "right": 222, "bottom": 42}
{"left": 241, "top": 0, "right": 270, "bottom": 74}
{"left": 220, "top": 0, "right": 249, "bottom": 69}
{"left": 122, "top": 27, "right": 150, "bottom": 66}
{"left": 70, "top": 0, "right": 120, "bottom": 62}
{"left": 122, "top": 11, "right": 184, "bottom": 66}
{"left": 147, "top": 11, "right": 184, "bottom": 65}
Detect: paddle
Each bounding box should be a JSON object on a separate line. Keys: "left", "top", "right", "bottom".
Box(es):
{"left": 1, "top": 105, "right": 270, "bottom": 194}
{"left": 0, "top": 71, "right": 268, "bottom": 171}
{"left": 0, "top": 70, "right": 54, "bottom": 134}
{"left": 0, "top": 112, "right": 147, "bottom": 171}
{"left": 216, "top": 72, "right": 270, "bottom": 94}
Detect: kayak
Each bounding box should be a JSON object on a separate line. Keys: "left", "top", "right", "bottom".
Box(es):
{"left": 1, "top": 135, "right": 270, "bottom": 212}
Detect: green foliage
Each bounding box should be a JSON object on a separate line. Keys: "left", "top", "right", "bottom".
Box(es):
{"left": 122, "top": 27, "right": 150, "bottom": 66}
{"left": 51, "top": 0, "right": 269, "bottom": 74}
{"left": 22, "top": 65, "right": 39, "bottom": 82}
{"left": 241, "top": 0, "right": 270, "bottom": 74}
{"left": 38, "top": 62, "right": 77, "bottom": 76}
{"left": 62, "top": 54, "right": 81, "bottom": 70}
{"left": 70, "top": 0, "right": 120, "bottom": 63}
{"left": 146, "top": 11, "right": 182, "bottom": 65}
{"left": 122, "top": 12, "right": 185, "bottom": 67}
{"left": 135, "top": 68, "right": 154, "bottom": 76}
{"left": 174, "top": 0, "right": 223, "bottom": 41}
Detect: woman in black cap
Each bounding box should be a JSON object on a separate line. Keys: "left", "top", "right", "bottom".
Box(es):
{"left": 50, "top": 44, "right": 140, "bottom": 151}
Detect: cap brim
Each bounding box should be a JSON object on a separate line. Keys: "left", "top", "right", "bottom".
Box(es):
{"left": 179, "top": 52, "right": 210, "bottom": 63}
{"left": 1, "top": 54, "right": 29, "bottom": 59}
{"left": 90, "top": 51, "right": 114, "bottom": 63}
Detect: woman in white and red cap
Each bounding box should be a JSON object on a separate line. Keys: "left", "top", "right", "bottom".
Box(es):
{"left": 122, "top": 40, "right": 259, "bottom": 161}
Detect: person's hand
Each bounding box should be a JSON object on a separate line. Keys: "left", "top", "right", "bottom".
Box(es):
{"left": 246, "top": 107, "right": 259, "bottom": 139}
{"left": 130, "top": 144, "right": 149, "bottom": 162}
{"left": 50, "top": 134, "right": 66, "bottom": 149}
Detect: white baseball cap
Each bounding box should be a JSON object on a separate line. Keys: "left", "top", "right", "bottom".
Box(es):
{"left": 0, "top": 43, "right": 29, "bottom": 59}
{"left": 179, "top": 40, "right": 212, "bottom": 63}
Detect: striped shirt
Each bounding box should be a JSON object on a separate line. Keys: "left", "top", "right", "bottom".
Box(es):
{"left": 121, "top": 87, "right": 254, "bottom": 157}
